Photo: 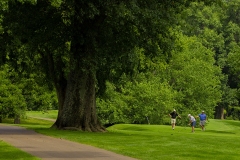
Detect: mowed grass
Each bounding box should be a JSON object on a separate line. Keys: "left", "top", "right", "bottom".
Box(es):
{"left": 26, "top": 110, "right": 57, "bottom": 119}
{"left": 0, "top": 140, "right": 40, "bottom": 160}
{"left": 1, "top": 110, "right": 240, "bottom": 160}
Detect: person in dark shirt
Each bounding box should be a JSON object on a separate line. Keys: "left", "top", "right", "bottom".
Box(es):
{"left": 169, "top": 109, "right": 181, "bottom": 130}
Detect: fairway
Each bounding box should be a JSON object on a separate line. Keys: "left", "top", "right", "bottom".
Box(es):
{"left": 25, "top": 112, "right": 240, "bottom": 160}
{"left": 103, "top": 121, "right": 240, "bottom": 160}
{"left": 26, "top": 110, "right": 58, "bottom": 120}
{"left": 2, "top": 111, "right": 240, "bottom": 160}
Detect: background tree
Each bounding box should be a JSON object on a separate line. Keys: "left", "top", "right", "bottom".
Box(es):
{"left": 216, "top": 0, "right": 240, "bottom": 119}
{"left": 21, "top": 74, "right": 58, "bottom": 111}
{"left": 0, "top": 65, "right": 26, "bottom": 123}
{"left": 97, "top": 72, "right": 178, "bottom": 126}
{"left": 97, "top": 33, "right": 222, "bottom": 126}
{"left": 179, "top": 1, "right": 240, "bottom": 119}
{"left": 167, "top": 35, "right": 222, "bottom": 119}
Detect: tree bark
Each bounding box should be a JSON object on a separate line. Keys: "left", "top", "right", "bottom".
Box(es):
{"left": 14, "top": 115, "right": 20, "bottom": 124}
{"left": 214, "top": 105, "right": 224, "bottom": 119}
{"left": 53, "top": 62, "right": 104, "bottom": 132}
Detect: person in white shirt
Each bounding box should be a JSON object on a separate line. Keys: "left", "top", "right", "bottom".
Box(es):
{"left": 188, "top": 114, "right": 196, "bottom": 133}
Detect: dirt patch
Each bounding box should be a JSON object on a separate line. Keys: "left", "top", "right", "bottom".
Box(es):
{"left": 0, "top": 124, "right": 137, "bottom": 160}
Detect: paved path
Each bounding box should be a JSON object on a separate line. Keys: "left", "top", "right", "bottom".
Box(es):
{"left": 0, "top": 124, "right": 137, "bottom": 160}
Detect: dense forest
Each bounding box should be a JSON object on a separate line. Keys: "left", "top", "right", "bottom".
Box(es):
{"left": 0, "top": 0, "right": 240, "bottom": 131}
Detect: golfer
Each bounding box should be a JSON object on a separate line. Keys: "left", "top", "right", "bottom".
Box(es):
{"left": 198, "top": 111, "right": 207, "bottom": 131}
{"left": 188, "top": 114, "right": 196, "bottom": 133}
{"left": 169, "top": 109, "right": 181, "bottom": 130}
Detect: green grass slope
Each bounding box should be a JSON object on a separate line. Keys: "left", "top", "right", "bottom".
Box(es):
{"left": 2, "top": 111, "right": 240, "bottom": 160}
{"left": 26, "top": 110, "right": 57, "bottom": 119}
{"left": 105, "top": 121, "right": 240, "bottom": 160}
{"left": 0, "top": 140, "right": 40, "bottom": 160}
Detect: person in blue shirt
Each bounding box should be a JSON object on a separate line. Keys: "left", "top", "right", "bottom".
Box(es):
{"left": 198, "top": 111, "right": 207, "bottom": 131}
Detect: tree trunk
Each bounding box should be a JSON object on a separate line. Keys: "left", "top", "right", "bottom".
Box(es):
{"left": 221, "top": 107, "right": 224, "bottom": 119}
{"left": 52, "top": 0, "right": 105, "bottom": 132}
{"left": 215, "top": 105, "right": 224, "bottom": 119}
{"left": 53, "top": 64, "right": 104, "bottom": 132}
{"left": 14, "top": 115, "right": 20, "bottom": 124}
{"left": 51, "top": 79, "right": 67, "bottom": 128}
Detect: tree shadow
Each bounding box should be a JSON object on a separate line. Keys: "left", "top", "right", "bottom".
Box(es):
{"left": 206, "top": 130, "right": 236, "bottom": 135}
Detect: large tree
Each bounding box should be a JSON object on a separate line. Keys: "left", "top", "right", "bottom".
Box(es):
{"left": 1, "top": 0, "right": 220, "bottom": 131}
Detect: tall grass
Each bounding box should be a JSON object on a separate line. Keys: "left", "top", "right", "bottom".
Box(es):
{"left": 1, "top": 111, "right": 240, "bottom": 160}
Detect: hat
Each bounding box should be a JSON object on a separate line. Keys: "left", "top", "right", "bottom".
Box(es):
{"left": 188, "top": 114, "right": 191, "bottom": 117}
{"left": 202, "top": 111, "right": 205, "bottom": 112}
{"left": 173, "top": 109, "right": 176, "bottom": 112}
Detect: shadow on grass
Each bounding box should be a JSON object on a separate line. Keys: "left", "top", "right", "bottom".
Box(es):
{"left": 222, "top": 120, "right": 240, "bottom": 127}
{"left": 119, "top": 126, "right": 149, "bottom": 131}
{"left": 206, "top": 130, "right": 236, "bottom": 135}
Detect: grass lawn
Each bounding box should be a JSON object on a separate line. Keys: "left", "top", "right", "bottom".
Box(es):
{"left": 1, "top": 110, "right": 240, "bottom": 160}
{"left": 26, "top": 110, "right": 57, "bottom": 119}
{"left": 0, "top": 140, "right": 40, "bottom": 160}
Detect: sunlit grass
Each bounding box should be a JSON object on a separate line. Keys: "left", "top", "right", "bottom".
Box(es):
{"left": 2, "top": 117, "right": 53, "bottom": 128}
{"left": 0, "top": 140, "right": 40, "bottom": 160}
{"left": 2, "top": 111, "right": 240, "bottom": 160}
{"left": 26, "top": 110, "right": 57, "bottom": 119}
{"left": 28, "top": 121, "right": 240, "bottom": 160}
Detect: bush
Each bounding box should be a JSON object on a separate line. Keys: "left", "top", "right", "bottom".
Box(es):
{"left": 0, "top": 68, "right": 26, "bottom": 122}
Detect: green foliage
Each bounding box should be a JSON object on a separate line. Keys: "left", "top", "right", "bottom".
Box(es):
{"left": 225, "top": 1, "right": 240, "bottom": 84}
{"left": 0, "top": 63, "right": 57, "bottom": 121}
{"left": 227, "top": 106, "right": 240, "bottom": 120}
{"left": 168, "top": 35, "right": 222, "bottom": 118}
{"left": 178, "top": 1, "right": 240, "bottom": 120}
{"left": 97, "top": 72, "right": 179, "bottom": 125}
{"left": 97, "top": 33, "right": 222, "bottom": 126}
{"left": 227, "top": 46, "right": 240, "bottom": 82}
{"left": 0, "top": 0, "right": 209, "bottom": 95}
{"left": 21, "top": 76, "right": 58, "bottom": 111}
{"left": 0, "top": 65, "right": 26, "bottom": 120}
{"left": 220, "top": 0, "right": 240, "bottom": 119}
